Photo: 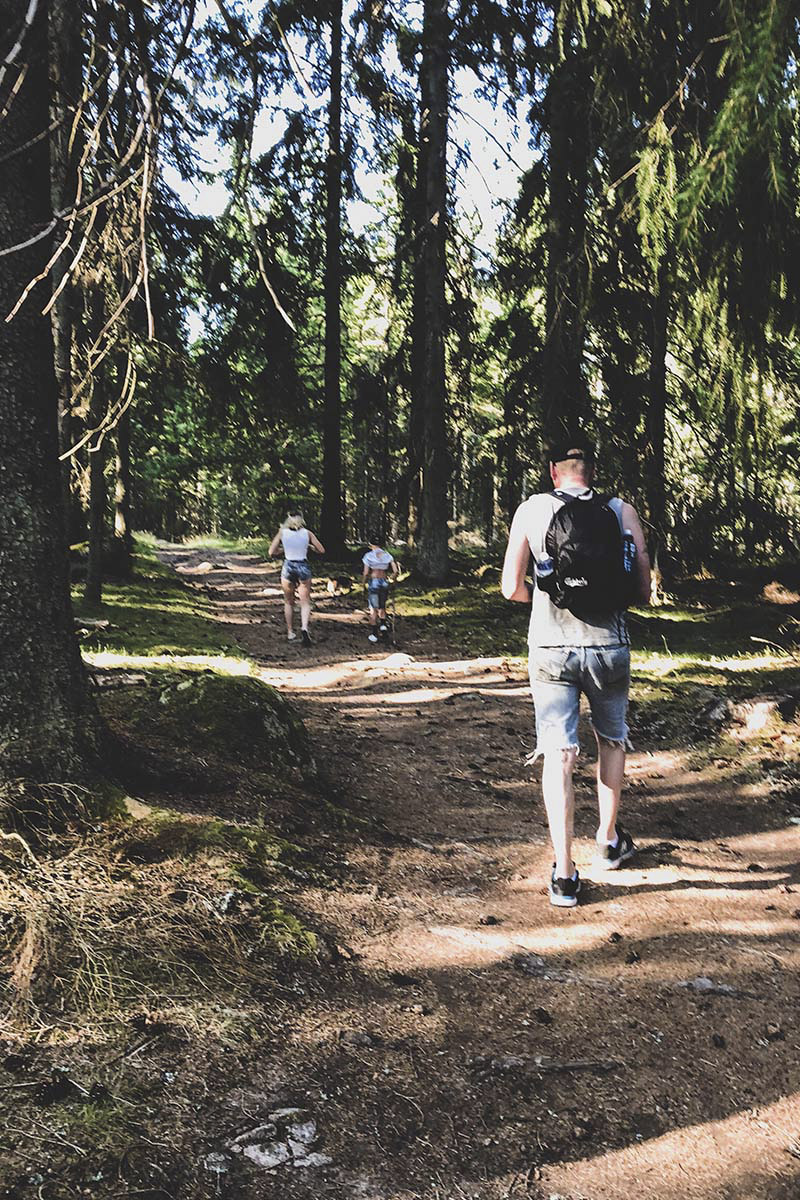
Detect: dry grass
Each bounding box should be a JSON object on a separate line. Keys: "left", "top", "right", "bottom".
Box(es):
{"left": 0, "top": 807, "right": 318, "bottom": 1040}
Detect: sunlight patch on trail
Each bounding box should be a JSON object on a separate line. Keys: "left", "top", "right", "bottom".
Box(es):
{"left": 84, "top": 650, "right": 251, "bottom": 674}
{"left": 429, "top": 922, "right": 607, "bottom": 956}
{"left": 254, "top": 654, "right": 527, "bottom": 693}
{"left": 633, "top": 649, "right": 800, "bottom": 677}
{"left": 540, "top": 1091, "right": 800, "bottom": 1200}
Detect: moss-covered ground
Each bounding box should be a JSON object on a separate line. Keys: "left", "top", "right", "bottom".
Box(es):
{"left": 73, "top": 538, "right": 240, "bottom": 658}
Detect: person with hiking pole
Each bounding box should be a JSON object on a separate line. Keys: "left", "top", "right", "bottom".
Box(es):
{"left": 362, "top": 537, "right": 398, "bottom": 643}
{"left": 501, "top": 437, "right": 651, "bottom": 907}
{"left": 269, "top": 510, "right": 325, "bottom": 646}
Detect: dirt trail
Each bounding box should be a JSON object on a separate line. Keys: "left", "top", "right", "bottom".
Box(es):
{"left": 162, "top": 546, "right": 800, "bottom": 1200}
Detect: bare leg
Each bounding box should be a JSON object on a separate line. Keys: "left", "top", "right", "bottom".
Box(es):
{"left": 281, "top": 579, "right": 296, "bottom": 636}
{"left": 297, "top": 580, "right": 312, "bottom": 631}
{"left": 541, "top": 746, "right": 578, "bottom": 879}
{"left": 595, "top": 732, "right": 625, "bottom": 843}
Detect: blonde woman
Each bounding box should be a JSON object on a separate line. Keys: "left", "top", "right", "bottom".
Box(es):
{"left": 268, "top": 511, "right": 325, "bottom": 645}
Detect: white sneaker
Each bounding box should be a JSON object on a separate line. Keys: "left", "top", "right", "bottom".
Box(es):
{"left": 368, "top": 633, "right": 378, "bottom": 643}
{"left": 287, "top": 631, "right": 297, "bottom": 641}
{"left": 379, "top": 623, "right": 388, "bottom": 633}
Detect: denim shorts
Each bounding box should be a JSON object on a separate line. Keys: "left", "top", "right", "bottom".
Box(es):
{"left": 528, "top": 645, "right": 630, "bottom": 757}
{"left": 367, "top": 579, "right": 389, "bottom": 609}
{"left": 282, "top": 559, "right": 312, "bottom": 584}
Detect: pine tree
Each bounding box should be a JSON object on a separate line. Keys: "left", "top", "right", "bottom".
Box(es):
{"left": 415, "top": 0, "right": 451, "bottom": 582}
{"left": 0, "top": 0, "right": 97, "bottom": 785}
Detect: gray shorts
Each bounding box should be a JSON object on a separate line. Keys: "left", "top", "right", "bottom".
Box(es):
{"left": 528, "top": 645, "right": 630, "bottom": 758}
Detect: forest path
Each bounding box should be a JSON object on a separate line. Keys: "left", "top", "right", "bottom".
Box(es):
{"left": 160, "top": 545, "right": 800, "bottom": 1200}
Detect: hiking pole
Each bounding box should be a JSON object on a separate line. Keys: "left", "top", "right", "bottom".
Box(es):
{"left": 387, "top": 577, "right": 398, "bottom": 647}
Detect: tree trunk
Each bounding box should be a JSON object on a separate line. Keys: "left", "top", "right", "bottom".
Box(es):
{"left": 83, "top": 286, "right": 107, "bottom": 605}
{"left": 49, "top": 0, "right": 84, "bottom": 545}
{"left": 114, "top": 406, "right": 133, "bottom": 573}
{"left": 415, "top": 0, "right": 450, "bottom": 583}
{"left": 84, "top": 401, "right": 106, "bottom": 604}
{"left": 0, "top": 0, "right": 97, "bottom": 785}
{"left": 406, "top": 112, "right": 428, "bottom": 546}
{"left": 379, "top": 376, "right": 391, "bottom": 544}
{"left": 502, "top": 384, "right": 523, "bottom": 523}
{"left": 320, "top": 0, "right": 345, "bottom": 554}
{"left": 540, "top": 13, "right": 591, "bottom": 464}
{"left": 392, "top": 119, "right": 417, "bottom": 541}
{"left": 726, "top": 392, "right": 739, "bottom": 553}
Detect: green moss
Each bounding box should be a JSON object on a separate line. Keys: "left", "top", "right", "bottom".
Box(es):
{"left": 106, "top": 670, "right": 308, "bottom": 770}
{"left": 119, "top": 807, "right": 303, "bottom": 870}
{"left": 90, "top": 779, "right": 130, "bottom": 822}
{"left": 73, "top": 539, "right": 237, "bottom": 659}
{"left": 257, "top": 899, "right": 318, "bottom": 956}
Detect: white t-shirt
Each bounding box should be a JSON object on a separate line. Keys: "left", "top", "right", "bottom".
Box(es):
{"left": 363, "top": 548, "right": 394, "bottom": 574}
{"left": 282, "top": 527, "right": 310, "bottom": 561}
{"left": 517, "top": 487, "right": 628, "bottom": 649}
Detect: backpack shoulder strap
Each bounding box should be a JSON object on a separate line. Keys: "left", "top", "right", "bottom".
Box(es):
{"left": 606, "top": 496, "right": 624, "bottom": 530}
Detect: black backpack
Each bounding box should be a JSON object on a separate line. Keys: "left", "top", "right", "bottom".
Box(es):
{"left": 539, "top": 490, "right": 634, "bottom": 619}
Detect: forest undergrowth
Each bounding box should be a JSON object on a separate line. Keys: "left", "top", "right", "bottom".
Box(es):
{"left": 0, "top": 543, "right": 352, "bottom": 1197}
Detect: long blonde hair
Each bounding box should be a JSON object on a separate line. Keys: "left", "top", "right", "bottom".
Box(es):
{"left": 284, "top": 510, "right": 305, "bottom": 531}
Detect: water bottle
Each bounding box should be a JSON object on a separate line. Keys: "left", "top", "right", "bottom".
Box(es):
{"left": 535, "top": 555, "right": 554, "bottom": 587}
{"left": 622, "top": 530, "right": 636, "bottom": 573}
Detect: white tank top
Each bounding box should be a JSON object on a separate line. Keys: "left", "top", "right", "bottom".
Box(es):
{"left": 281, "top": 527, "right": 310, "bottom": 561}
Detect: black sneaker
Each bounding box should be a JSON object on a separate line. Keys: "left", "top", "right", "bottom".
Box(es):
{"left": 549, "top": 866, "right": 581, "bottom": 908}
{"left": 301, "top": 629, "right": 312, "bottom": 647}
{"left": 596, "top": 827, "right": 636, "bottom": 869}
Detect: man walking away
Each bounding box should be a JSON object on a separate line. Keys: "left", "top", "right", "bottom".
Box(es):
{"left": 501, "top": 438, "right": 651, "bottom": 907}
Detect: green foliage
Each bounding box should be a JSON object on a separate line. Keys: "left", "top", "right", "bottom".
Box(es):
{"left": 116, "top": 0, "right": 800, "bottom": 575}
{"left": 636, "top": 114, "right": 677, "bottom": 274}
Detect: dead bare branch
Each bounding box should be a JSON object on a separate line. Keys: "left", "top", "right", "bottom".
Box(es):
{"left": 0, "top": 0, "right": 39, "bottom": 95}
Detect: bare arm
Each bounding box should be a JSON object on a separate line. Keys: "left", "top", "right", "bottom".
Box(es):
{"left": 268, "top": 527, "right": 283, "bottom": 557}
{"left": 362, "top": 562, "right": 369, "bottom": 582}
{"left": 620, "top": 501, "right": 651, "bottom": 605}
{"left": 501, "top": 504, "right": 533, "bottom": 603}
{"left": 308, "top": 531, "right": 325, "bottom": 555}
{"left": 390, "top": 559, "right": 399, "bottom": 580}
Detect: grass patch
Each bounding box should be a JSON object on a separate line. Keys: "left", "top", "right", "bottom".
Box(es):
{"left": 73, "top": 539, "right": 241, "bottom": 659}
{"left": 0, "top": 807, "right": 320, "bottom": 1036}
{"left": 395, "top": 577, "right": 529, "bottom": 658}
